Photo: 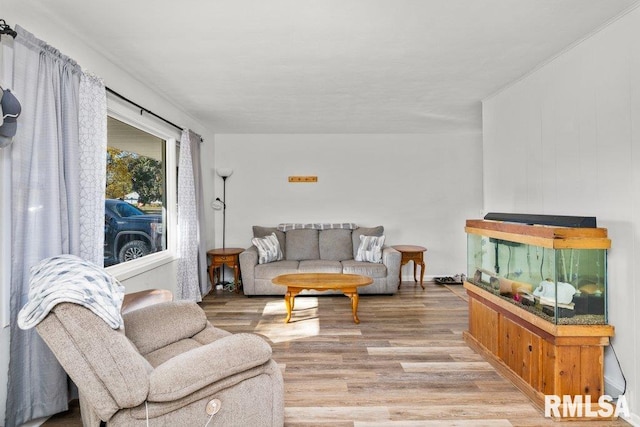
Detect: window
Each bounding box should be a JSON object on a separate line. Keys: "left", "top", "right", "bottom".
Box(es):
{"left": 105, "top": 100, "right": 179, "bottom": 271}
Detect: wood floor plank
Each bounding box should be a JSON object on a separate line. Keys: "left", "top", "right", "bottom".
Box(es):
{"left": 367, "top": 346, "right": 478, "bottom": 356}
{"left": 285, "top": 406, "right": 391, "bottom": 423}
{"left": 354, "top": 420, "right": 513, "bottom": 427}
{"left": 386, "top": 402, "right": 540, "bottom": 419}
{"left": 401, "top": 361, "right": 495, "bottom": 372}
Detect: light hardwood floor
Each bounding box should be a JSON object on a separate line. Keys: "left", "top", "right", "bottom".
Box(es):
{"left": 45, "top": 281, "right": 629, "bottom": 426}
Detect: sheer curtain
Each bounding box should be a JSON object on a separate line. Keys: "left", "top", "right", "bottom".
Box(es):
{"left": 79, "top": 73, "right": 108, "bottom": 265}
{"left": 5, "top": 26, "right": 106, "bottom": 427}
{"left": 176, "top": 130, "right": 208, "bottom": 301}
{"left": 191, "top": 134, "right": 209, "bottom": 297}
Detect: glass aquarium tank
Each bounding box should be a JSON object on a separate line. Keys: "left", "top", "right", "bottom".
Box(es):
{"left": 466, "top": 218, "right": 610, "bottom": 325}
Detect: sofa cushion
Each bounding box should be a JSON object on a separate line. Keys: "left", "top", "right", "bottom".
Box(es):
{"left": 285, "top": 229, "right": 320, "bottom": 260}
{"left": 319, "top": 229, "right": 353, "bottom": 261}
{"left": 251, "top": 233, "right": 283, "bottom": 264}
{"left": 352, "top": 226, "right": 384, "bottom": 258}
{"left": 341, "top": 260, "right": 388, "bottom": 279}
{"left": 355, "top": 235, "right": 385, "bottom": 263}
{"left": 253, "top": 226, "right": 286, "bottom": 253}
{"left": 298, "top": 260, "right": 343, "bottom": 273}
{"left": 255, "top": 260, "right": 300, "bottom": 279}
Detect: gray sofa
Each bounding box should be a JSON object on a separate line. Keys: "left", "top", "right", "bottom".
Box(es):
{"left": 239, "top": 224, "right": 401, "bottom": 295}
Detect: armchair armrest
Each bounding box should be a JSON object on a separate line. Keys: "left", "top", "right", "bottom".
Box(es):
{"left": 148, "top": 333, "right": 272, "bottom": 402}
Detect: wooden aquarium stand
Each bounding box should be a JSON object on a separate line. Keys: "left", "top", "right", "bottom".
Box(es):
{"left": 463, "top": 219, "right": 615, "bottom": 420}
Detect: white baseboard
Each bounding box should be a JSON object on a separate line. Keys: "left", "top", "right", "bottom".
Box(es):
{"left": 605, "top": 376, "right": 625, "bottom": 397}
{"left": 621, "top": 412, "right": 640, "bottom": 426}
{"left": 18, "top": 416, "right": 47, "bottom": 426}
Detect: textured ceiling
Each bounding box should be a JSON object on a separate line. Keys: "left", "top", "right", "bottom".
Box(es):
{"left": 6, "top": 0, "right": 640, "bottom": 133}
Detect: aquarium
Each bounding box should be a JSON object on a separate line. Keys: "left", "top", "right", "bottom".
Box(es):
{"left": 466, "top": 219, "right": 609, "bottom": 325}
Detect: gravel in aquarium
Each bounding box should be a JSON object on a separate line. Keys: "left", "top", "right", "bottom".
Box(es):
{"left": 468, "top": 281, "right": 605, "bottom": 325}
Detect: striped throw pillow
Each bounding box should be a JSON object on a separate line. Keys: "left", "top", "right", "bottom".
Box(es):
{"left": 252, "top": 232, "right": 284, "bottom": 264}
{"left": 355, "top": 235, "right": 385, "bottom": 263}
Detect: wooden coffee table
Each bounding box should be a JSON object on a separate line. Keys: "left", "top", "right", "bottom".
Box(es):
{"left": 272, "top": 273, "right": 373, "bottom": 324}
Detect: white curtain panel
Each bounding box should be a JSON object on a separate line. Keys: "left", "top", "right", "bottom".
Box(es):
{"left": 176, "top": 130, "right": 207, "bottom": 301}
{"left": 79, "top": 73, "right": 107, "bottom": 265}
{"left": 6, "top": 26, "right": 106, "bottom": 427}
{"left": 190, "top": 132, "right": 209, "bottom": 296}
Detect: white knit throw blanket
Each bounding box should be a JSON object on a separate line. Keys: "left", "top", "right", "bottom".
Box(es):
{"left": 277, "top": 223, "right": 358, "bottom": 231}
{"left": 18, "top": 254, "right": 125, "bottom": 330}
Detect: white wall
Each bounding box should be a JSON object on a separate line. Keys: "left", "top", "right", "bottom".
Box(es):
{"left": 483, "top": 6, "right": 640, "bottom": 424}
{"left": 209, "top": 133, "right": 483, "bottom": 278}
{"left": 116, "top": 261, "right": 178, "bottom": 294}
{"left": 0, "top": 5, "right": 215, "bottom": 425}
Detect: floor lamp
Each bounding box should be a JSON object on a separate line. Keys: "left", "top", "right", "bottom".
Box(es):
{"left": 214, "top": 168, "right": 233, "bottom": 285}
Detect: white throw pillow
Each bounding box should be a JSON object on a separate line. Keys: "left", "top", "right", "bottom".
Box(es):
{"left": 252, "top": 232, "right": 283, "bottom": 264}
{"left": 355, "top": 235, "right": 385, "bottom": 263}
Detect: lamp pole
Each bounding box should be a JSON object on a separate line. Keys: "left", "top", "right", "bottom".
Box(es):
{"left": 216, "top": 168, "right": 233, "bottom": 286}
{"left": 221, "top": 175, "right": 227, "bottom": 250}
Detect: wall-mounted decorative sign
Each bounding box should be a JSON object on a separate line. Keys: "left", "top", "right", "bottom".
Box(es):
{"left": 288, "top": 176, "right": 318, "bottom": 183}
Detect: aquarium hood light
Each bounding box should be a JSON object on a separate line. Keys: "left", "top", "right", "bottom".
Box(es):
{"left": 484, "top": 212, "right": 597, "bottom": 228}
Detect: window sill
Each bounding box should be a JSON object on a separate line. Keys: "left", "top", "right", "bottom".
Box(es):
{"left": 106, "top": 251, "right": 177, "bottom": 282}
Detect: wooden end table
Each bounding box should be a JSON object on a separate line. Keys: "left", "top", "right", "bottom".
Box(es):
{"left": 207, "top": 248, "right": 244, "bottom": 293}
{"left": 393, "top": 245, "right": 427, "bottom": 289}
{"left": 272, "top": 273, "right": 373, "bottom": 324}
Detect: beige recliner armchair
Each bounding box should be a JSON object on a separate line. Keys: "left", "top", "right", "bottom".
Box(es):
{"left": 36, "top": 299, "right": 284, "bottom": 426}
